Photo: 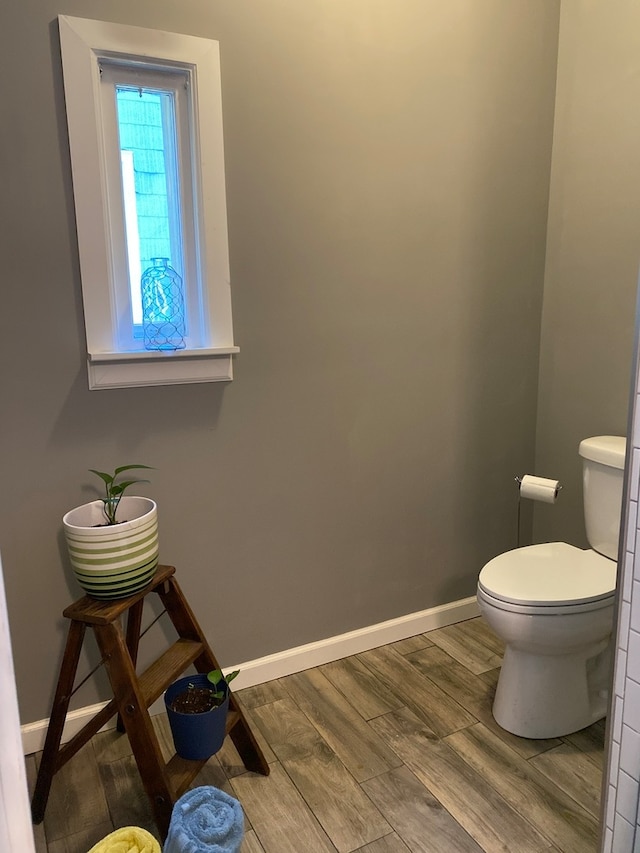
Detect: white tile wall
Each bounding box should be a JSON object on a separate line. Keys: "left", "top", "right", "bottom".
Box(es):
{"left": 621, "top": 725, "right": 640, "bottom": 780}
{"left": 603, "top": 373, "right": 640, "bottom": 853}
{"left": 614, "top": 814, "right": 635, "bottom": 852}
{"left": 628, "top": 633, "right": 640, "bottom": 683}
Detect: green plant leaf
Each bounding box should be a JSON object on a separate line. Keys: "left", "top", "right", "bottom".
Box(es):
{"left": 207, "top": 669, "right": 223, "bottom": 686}
{"left": 111, "top": 479, "right": 148, "bottom": 496}
{"left": 207, "top": 668, "right": 239, "bottom": 690}
{"left": 89, "top": 470, "right": 115, "bottom": 486}
{"left": 114, "top": 464, "right": 154, "bottom": 476}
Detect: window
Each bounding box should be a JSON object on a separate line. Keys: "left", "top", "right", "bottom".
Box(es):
{"left": 58, "top": 16, "right": 238, "bottom": 389}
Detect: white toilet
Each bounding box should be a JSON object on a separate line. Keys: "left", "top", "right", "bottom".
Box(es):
{"left": 477, "top": 435, "right": 626, "bottom": 739}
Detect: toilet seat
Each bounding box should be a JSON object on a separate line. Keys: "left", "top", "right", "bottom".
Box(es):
{"left": 478, "top": 542, "right": 616, "bottom": 614}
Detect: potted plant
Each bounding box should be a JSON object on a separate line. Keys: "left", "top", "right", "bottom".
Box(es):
{"left": 165, "top": 669, "right": 239, "bottom": 761}
{"left": 63, "top": 465, "right": 159, "bottom": 600}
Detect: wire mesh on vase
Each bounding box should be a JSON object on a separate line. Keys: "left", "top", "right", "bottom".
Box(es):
{"left": 141, "top": 258, "right": 186, "bottom": 351}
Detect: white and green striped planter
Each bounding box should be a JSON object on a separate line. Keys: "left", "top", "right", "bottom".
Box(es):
{"left": 63, "top": 496, "right": 159, "bottom": 600}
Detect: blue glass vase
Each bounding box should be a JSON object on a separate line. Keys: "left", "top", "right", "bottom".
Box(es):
{"left": 141, "top": 258, "right": 186, "bottom": 351}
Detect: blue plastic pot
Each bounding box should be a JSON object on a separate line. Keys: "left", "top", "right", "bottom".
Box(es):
{"left": 164, "top": 673, "right": 229, "bottom": 760}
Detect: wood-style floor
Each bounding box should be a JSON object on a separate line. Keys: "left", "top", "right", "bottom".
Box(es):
{"left": 26, "top": 617, "right": 605, "bottom": 853}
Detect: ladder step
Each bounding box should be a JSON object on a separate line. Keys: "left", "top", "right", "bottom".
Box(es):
{"left": 165, "top": 753, "right": 208, "bottom": 798}
{"left": 138, "top": 638, "right": 204, "bottom": 706}
{"left": 164, "top": 711, "right": 240, "bottom": 797}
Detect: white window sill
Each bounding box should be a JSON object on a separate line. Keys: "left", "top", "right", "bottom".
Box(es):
{"left": 87, "top": 347, "right": 239, "bottom": 389}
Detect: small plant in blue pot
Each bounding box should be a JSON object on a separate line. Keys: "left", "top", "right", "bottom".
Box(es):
{"left": 165, "top": 669, "right": 239, "bottom": 761}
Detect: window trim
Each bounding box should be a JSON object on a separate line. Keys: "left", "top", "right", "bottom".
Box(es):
{"left": 58, "top": 15, "right": 237, "bottom": 389}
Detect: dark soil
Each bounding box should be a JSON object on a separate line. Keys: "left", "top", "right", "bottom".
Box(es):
{"left": 170, "top": 686, "right": 222, "bottom": 714}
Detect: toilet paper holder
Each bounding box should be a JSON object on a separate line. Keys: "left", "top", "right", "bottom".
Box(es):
{"left": 514, "top": 475, "right": 563, "bottom": 489}
{"left": 514, "top": 475, "right": 563, "bottom": 547}
{"left": 514, "top": 475, "right": 563, "bottom": 500}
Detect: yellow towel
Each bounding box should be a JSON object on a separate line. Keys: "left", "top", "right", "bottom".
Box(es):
{"left": 87, "top": 826, "right": 160, "bottom": 853}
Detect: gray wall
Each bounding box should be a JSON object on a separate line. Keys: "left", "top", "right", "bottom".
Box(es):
{"left": 534, "top": 0, "right": 640, "bottom": 549}
{"left": 0, "top": 0, "right": 560, "bottom": 724}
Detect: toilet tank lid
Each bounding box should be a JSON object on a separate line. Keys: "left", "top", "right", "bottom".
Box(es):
{"left": 579, "top": 436, "right": 626, "bottom": 469}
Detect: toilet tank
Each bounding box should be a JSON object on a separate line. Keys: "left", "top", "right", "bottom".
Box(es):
{"left": 579, "top": 435, "right": 626, "bottom": 560}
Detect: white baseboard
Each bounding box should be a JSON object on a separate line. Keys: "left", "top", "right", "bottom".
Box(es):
{"left": 22, "top": 594, "right": 480, "bottom": 756}
{"left": 226, "top": 594, "right": 480, "bottom": 690}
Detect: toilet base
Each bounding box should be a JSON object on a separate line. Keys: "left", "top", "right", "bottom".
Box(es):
{"left": 492, "top": 640, "right": 611, "bottom": 738}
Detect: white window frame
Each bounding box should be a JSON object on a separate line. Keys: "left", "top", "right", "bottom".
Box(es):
{"left": 58, "top": 15, "right": 238, "bottom": 389}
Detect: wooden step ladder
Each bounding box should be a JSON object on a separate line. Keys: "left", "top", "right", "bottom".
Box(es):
{"left": 31, "top": 564, "right": 269, "bottom": 840}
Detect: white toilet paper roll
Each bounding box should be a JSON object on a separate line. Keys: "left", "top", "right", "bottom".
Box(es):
{"left": 519, "top": 474, "right": 561, "bottom": 504}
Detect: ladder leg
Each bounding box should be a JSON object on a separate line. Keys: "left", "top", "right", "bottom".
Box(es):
{"left": 225, "top": 701, "right": 271, "bottom": 776}
{"left": 94, "top": 620, "right": 175, "bottom": 840}
{"left": 116, "top": 598, "right": 145, "bottom": 733}
{"left": 31, "top": 620, "right": 86, "bottom": 824}
{"left": 157, "top": 576, "right": 270, "bottom": 776}
{"left": 154, "top": 576, "right": 221, "bottom": 670}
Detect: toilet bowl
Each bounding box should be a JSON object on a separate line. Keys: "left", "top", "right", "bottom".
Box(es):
{"left": 477, "top": 436, "right": 625, "bottom": 739}
{"left": 478, "top": 542, "right": 616, "bottom": 738}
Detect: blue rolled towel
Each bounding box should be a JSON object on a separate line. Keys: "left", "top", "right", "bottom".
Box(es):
{"left": 163, "top": 786, "right": 244, "bottom": 853}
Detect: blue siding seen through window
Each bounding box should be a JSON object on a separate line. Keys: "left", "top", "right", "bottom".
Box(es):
{"left": 116, "top": 88, "right": 179, "bottom": 328}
